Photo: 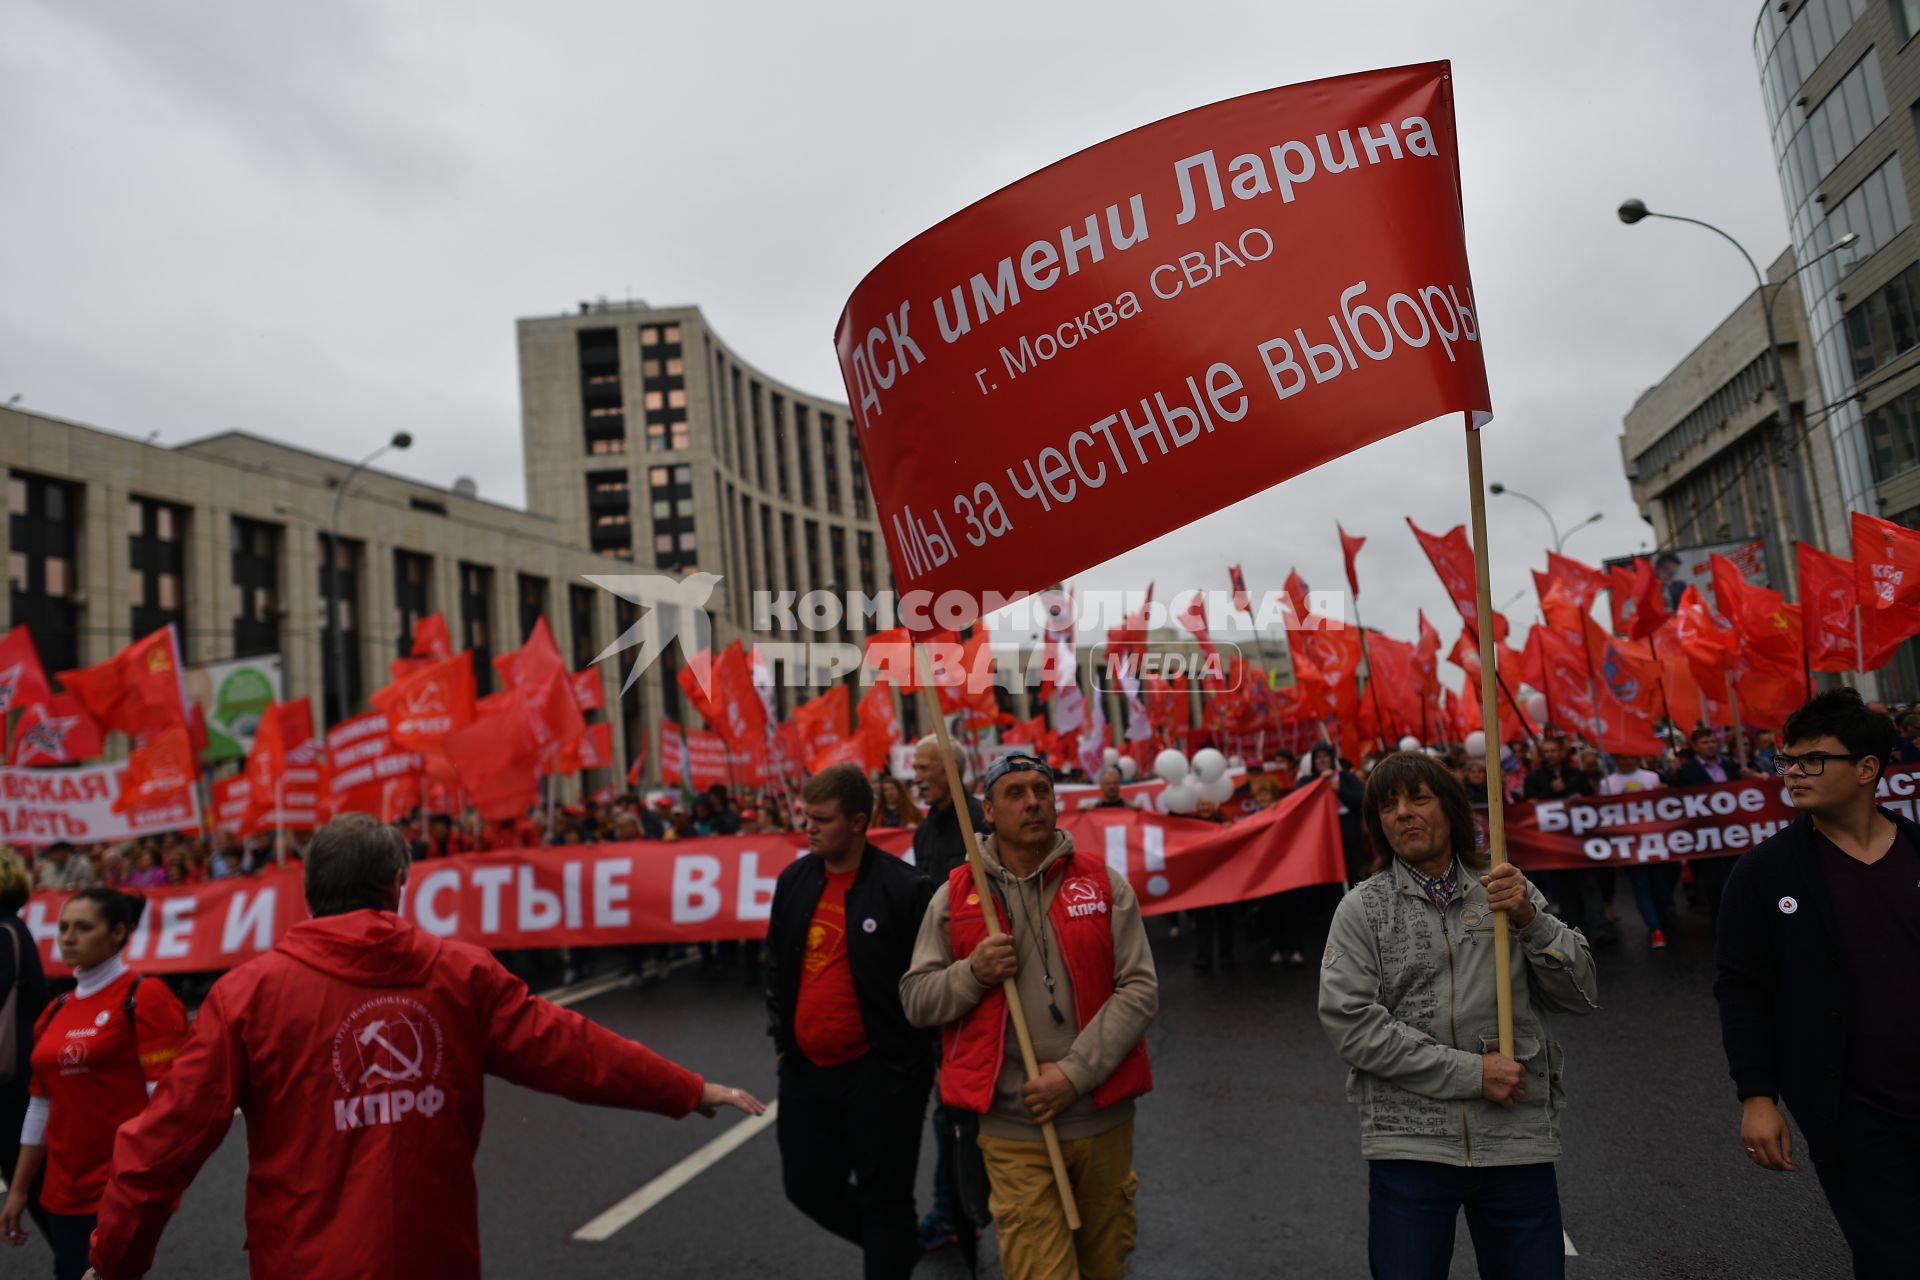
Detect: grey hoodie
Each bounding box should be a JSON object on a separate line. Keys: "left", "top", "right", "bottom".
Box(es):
{"left": 900, "top": 827, "right": 1158, "bottom": 1141}
{"left": 1318, "top": 857, "right": 1600, "bottom": 1166}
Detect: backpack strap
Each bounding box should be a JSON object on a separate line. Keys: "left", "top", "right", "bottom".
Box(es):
{"left": 124, "top": 973, "right": 144, "bottom": 1024}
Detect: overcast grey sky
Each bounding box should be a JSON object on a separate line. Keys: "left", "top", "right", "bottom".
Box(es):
{"left": 1, "top": 0, "right": 1787, "bottom": 675}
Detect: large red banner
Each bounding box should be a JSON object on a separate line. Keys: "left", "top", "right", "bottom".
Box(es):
{"left": 835, "top": 62, "right": 1491, "bottom": 606}
{"left": 21, "top": 782, "right": 1340, "bottom": 975}
{"left": 1503, "top": 764, "right": 1920, "bottom": 869}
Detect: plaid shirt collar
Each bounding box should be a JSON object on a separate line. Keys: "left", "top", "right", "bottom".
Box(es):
{"left": 1398, "top": 857, "right": 1460, "bottom": 910}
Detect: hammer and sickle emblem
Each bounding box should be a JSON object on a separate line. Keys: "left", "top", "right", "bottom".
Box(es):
{"left": 356, "top": 1018, "right": 426, "bottom": 1084}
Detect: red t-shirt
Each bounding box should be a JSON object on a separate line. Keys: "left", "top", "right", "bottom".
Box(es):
{"left": 794, "top": 870, "right": 869, "bottom": 1066}
{"left": 29, "top": 971, "right": 189, "bottom": 1214}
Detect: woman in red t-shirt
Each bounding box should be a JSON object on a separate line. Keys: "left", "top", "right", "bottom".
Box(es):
{"left": 1, "top": 889, "right": 187, "bottom": 1280}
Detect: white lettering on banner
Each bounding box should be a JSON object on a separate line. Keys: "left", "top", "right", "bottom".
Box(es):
{"left": 934, "top": 197, "right": 1151, "bottom": 344}
{"left": 1003, "top": 362, "right": 1244, "bottom": 516}
{"left": 889, "top": 504, "right": 957, "bottom": 583}
{"left": 594, "top": 858, "right": 632, "bottom": 927}
{"left": 672, "top": 855, "right": 723, "bottom": 924}
{"left": 221, "top": 888, "right": 277, "bottom": 955}
{"left": 1148, "top": 228, "right": 1276, "bottom": 301}
{"left": 1172, "top": 118, "right": 1438, "bottom": 224}
{"left": 1537, "top": 802, "right": 1568, "bottom": 833}
{"left": 1256, "top": 280, "right": 1479, "bottom": 404}
{"left": 1104, "top": 824, "right": 1128, "bottom": 879}
{"left": 736, "top": 852, "right": 787, "bottom": 922}
{"left": 995, "top": 292, "right": 1144, "bottom": 387}
{"left": 518, "top": 866, "right": 563, "bottom": 932}
{"left": 413, "top": 868, "right": 461, "bottom": 937}
{"left": 564, "top": 862, "right": 585, "bottom": 930}
{"left": 472, "top": 866, "right": 514, "bottom": 934}
{"left": 850, "top": 302, "right": 926, "bottom": 431}
{"left": 155, "top": 896, "right": 194, "bottom": 961}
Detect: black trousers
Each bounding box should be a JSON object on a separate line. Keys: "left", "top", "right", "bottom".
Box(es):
{"left": 778, "top": 1053, "right": 931, "bottom": 1280}
{"left": 1813, "top": 1096, "right": 1920, "bottom": 1279}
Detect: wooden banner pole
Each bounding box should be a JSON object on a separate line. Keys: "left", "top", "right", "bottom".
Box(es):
{"left": 1464, "top": 426, "right": 1515, "bottom": 1059}
{"left": 912, "top": 642, "right": 1081, "bottom": 1231}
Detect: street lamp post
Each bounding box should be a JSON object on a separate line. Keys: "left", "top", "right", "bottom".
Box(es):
{"left": 1489, "top": 482, "right": 1604, "bottom": 553}
{"left": 326, "top": 432, "right": 412, "bottom": 724}
{"left": 1617, "top": 200, "right": 1859, "bottom": 577}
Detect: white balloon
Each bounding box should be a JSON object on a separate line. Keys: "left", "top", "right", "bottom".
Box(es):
{"left": 1102, "top": 746, "right": 1121, "bottom": 768}
{"left": 1199, "top": 774, "right": 1236, "bottom": 805}
{"left": 1161, "top": 781, "right": 1199, "bottom": 814}
{"left": 1118, "top": 756, "right": 1140, "bottom": 780}
{"left": 1153, "top": 749, "right": 1190, "bottom": 784}
{"left": 1191, "top": 747, "right": 1228, "bottom": 784}
{"left": 1397, "top": 735, "right": 1423, "bottom": 753}
{"left": 1525, "top": 693, "right": 1549, "bottom": 727}
{"left": 1465, "top": 731, "right": 1487, "bottom": 759}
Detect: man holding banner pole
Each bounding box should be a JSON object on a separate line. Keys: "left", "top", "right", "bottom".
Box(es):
{"left": 1319, "top": 753, "right": 1598, "bottom": 1278}
{"left": 902, "top": 752, "right": 1157, "bottom": 1280}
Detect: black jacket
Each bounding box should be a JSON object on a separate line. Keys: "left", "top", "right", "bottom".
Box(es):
{"left": 765, "top": 842, "right": 934, "bottom": 1072}
{"left": 1, "top": 910, "right": 50, "bottom": 1095}
{"left": 1675, "top": 756, "right": 1734, "bottom": 788}
{"left": 1712, "top": 809, "right": 1916, "bottom": 1156}
{"left": 912, "top": 794, "right": 987, "bottom": 885}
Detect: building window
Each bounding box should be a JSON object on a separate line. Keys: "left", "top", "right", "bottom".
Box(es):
{"left": 849, "top": 423, "right": 870, "bottom": 518}
{"left": 731, "top": 367, "right": 750, "bottom": 480}
{"left": 587, "top": 469, "right": 632, "bottom": 558}
{"left": 804, "top": 519, "right": 822, "bottom": 591}
{"left": 461, "top": 562, "right": 495, "bottom": 695}
{"left": 394, "top": 549, "right": 432, "bottom": 656}
{"left": 518, "top": 573, "right": 549, "bottom": 642}
{"left": 1844, "top": 258, "right": 1920, "bottom": 378}
{"left": 318, "top": 534, "right": 364, "bottom": 725}
{"left": 770, "top": 393, "right": 790, "bottom": 498}
{"left": 569, "top": 583, "right": 598, "bottom": 669}
{"left": 762, "top": 505, "right": 778, "bottom": 590}
{"left": 1658, "top": 433, "right": 1771, "bottom": 547}
{"left": 1896, "top": 0, "right": 1920, "bottom": 44}
{"left": 1634, "top": 355, "right": 1771, "bottom": 479}
{"left": 9, "top": 474, "right": 80, "bottom": 673}
{"left": 579, "top": 328, "right": 627, "bottom": 455}
{"left": 830, "top": 527, "right": 849, "bottom": 636}
{"left": 782, "top": 513, "right": 799, "bottom": 589}
{"left": 649, "top": 463, "right": 698, "bottom": 572}
{"left": 820, "top": 413, "right": 841, "bottom": 514}
{"left": 1867, "top": 383, "right": 1920, "bottom": 482}
{"left": 796, "top": 404, "right": 816, "bottom": 507}
{"left": 129, "top": 496, "right": 189, "bottom": 654}
{"left": 857, "top": 530, "right": 877, "bottom": 599}
{"left": 232, "top": 517, "right": 282, "bottom": 660}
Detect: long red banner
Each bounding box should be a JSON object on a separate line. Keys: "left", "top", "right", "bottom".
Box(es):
{"left": 1502, "top": 764, "right": 1920, "bottom": 869}
{"left": 22, "top": 780, "right": 1341, "bottom": 975}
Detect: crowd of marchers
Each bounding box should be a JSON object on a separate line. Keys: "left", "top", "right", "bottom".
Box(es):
{"left": 0, "top": 690, "right": 1913, "bottom": 1278}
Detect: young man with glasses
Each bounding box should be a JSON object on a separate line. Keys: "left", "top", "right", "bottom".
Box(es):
{"left": 1714, "top": 689, "right": 1920, "bottom": 1278}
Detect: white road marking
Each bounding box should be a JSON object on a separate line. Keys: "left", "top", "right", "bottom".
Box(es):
{"left": 571, "top": 1102, "right": 779, "bottom": 1242}
{"left": 1564, "top": 1229, "right": 1579, "bottom": 1257}
{"left": 539, "top": 970, "right": 636, "bottom": 1008}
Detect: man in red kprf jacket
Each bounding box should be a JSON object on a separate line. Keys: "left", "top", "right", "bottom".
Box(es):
{"left": 82, "top": 813, "right": 764, "bottom": 1280}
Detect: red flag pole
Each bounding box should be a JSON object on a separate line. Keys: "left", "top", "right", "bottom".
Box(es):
{"left": 1646, "top": 634, "right": 1678, "bottom": 740}
{"left": 1464, "top": 424, "right": 1515, "bottom": 1061}
{"left": 1575, "top": 620, "right": 1607, "bottom": 755}
{"left": 912, "top": 640, "right": 1080, "bottom": 1231}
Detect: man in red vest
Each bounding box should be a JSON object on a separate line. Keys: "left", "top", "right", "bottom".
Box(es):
{"left": 901, "top": 753, "right": 1157, "bottom": 1280}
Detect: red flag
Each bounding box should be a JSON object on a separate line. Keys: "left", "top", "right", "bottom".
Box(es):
{"left": 1284, "top": 570, "right": 1310, "bottom": 625}
{"left": 936, "top": 631, "right": 1000, "bottom": 717}
{"left": 571, "top": 669, "right": 605, "bottom": 713}
{"left": 1545, "top": 551, "right": 1608, "bottom": 612}
{"left": 495, "top": 616, "right": 566, "bottom": 690}
{"left": 1176, "top": 593, "right": 1215, "bottom": 660}
{"left": 1674, "top": 587, "right": 1738, "bottom": 693}
{"left": 1798, "top": 541, "right": 1859, "bottom": 672}
{"left": 1413, "top": 611, "right": 1442, "bottom": 697}
{"left": 789, "top": 684, "right": 853, "bottom": 760}
{"left": 1228, "top": 565, "right": 1251, "bottom": 615}
{"left": 56, "top": 625, "right": 189, "bottom": 742}
{"left": 445, "top": 707, "right": 541, "bottom": 821}
{"left": 243, "top": 698, "right": 315, "bottom": 831}
{"left": 10, "top": 695, "right": 104, "bottom": 766}
{"left": 1625, "top": 558, "right": 1670, "bottom": 641}
{"left": 1408, "top": 519, "right": 1508, "bottom": 642}
{"left": 524, "top": 665, "right": 588, "bottom": 772}
{"left": 412, "top": 612, "right": 453, "bottom": 661}
{"left": 835, "top": 64, "right": 1490, "bottom": 606}
{"left": 0, "top": 624, "right": 53, "bottom": 716}
{"left": 1852, "top": 511, "right": 1920, "bottom": 671}
{"left": 564, "top": 722, "right": 613, "bottom": 774}
{"left": 856, "top": 681, "right": 901, "bottom": 770}
{"left": 1339, "top": 525, "right": 1366, "bottom": 597}
{"left": 113, "top": 723, "right": 198, "bottom": 815}
{"left": 371, "top": 652, "right": 476, "bottom": 752}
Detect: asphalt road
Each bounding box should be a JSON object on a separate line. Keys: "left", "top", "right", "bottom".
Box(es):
{"left": 41, "top": 895, "right": 1850, "bottom": 1278}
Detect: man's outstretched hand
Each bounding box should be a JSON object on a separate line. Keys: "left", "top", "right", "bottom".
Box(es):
{"left": 698, "top": 1082, "right": 767, "bottom": 1118}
